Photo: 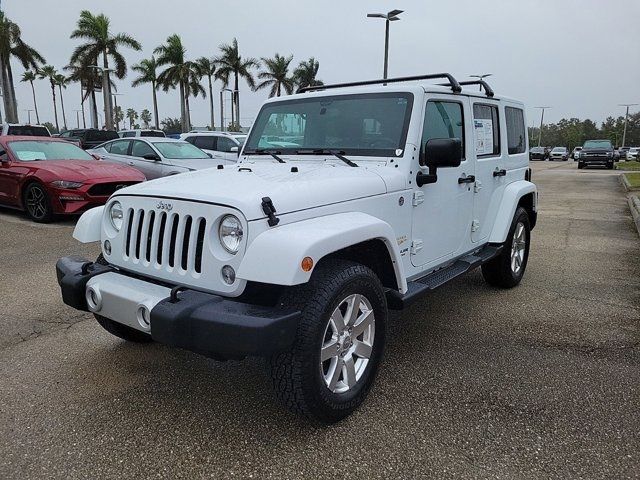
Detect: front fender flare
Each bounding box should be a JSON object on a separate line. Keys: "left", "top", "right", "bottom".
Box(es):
{"left": 237, "top": 212, "right": 407, "bottom": 293}
{"left": 488, "top": 180, "right": 537, "bottom": 243}
{"left": 72, "top": 206, "right": 104, "bottom": 243}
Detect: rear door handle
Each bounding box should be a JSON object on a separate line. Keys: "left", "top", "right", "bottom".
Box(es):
{"left": 493, "top": 169, "right": 507, "bottom": 177}
{"left": 458, "top": 174, "right": 475, "bottom": 184}
{"left": 128, "top": 162, "right": 135, "bottom": 166}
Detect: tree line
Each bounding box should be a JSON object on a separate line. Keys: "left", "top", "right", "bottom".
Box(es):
{"left": 528, "top": 112, "right": 640, "bottom": 150}
{"left": 0, "top": 10, "right": 324, "bottom": 133}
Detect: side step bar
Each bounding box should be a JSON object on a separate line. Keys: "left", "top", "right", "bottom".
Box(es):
{"left": 386, "top": 245, "right": 503, "bottom": 310}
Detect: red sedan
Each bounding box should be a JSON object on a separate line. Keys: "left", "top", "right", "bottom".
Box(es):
{"left": 0, "top": 136, "right": 145, "bottom": 222}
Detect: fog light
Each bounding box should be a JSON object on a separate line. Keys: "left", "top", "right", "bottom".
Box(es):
{"left": 86, "top": 286, "right": 101, "bottom": 311}
{"left": 221, "top": 265, "right": 236, "bottom": 284}
{"left": 103, "top": 240, "right": 111, "bottom": 255}
{"left": 137, "top": 305, "right": 151, "bottom": 329}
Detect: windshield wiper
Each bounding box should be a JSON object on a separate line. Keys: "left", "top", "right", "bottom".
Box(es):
{"left": 294, "top": 149, "right": 358, "bottom": 167}
{"left": 243, "top": 148, "right": 285, "bottom": 163}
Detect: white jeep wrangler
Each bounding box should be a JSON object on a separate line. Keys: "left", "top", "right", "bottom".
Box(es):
{"left": 57, "top": 73, "right": 537, "bottom": 423}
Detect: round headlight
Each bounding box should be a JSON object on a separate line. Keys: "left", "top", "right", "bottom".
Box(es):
{"left": 219, "top": 215, "right": 243, "bottom": 254}
{"left": 109, "top": 201, "right": 124, "bottom": 231}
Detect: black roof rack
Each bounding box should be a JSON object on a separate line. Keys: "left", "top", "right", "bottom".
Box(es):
{"left": 298, "top": 73, "right": 462, "bottom": 94}
{"left": 450, "top": 80, "right": 495, "bottom": 98}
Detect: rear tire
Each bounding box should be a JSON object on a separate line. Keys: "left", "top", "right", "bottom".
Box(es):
{"left": 269, "top": 259, "right": 387, "bottom": 424}
{"left": 482, "top": 207, "right": 531, "bottom": 288}
{"left": 93, "top": 254, "right": 153, "bottom": 343}
{"left": 578, "top": 162, "right": 584, "bottom": 169}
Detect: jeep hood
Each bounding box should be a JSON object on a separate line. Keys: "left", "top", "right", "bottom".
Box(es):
{"left": 114, "top": 162, "right": 405, "bottom": 220}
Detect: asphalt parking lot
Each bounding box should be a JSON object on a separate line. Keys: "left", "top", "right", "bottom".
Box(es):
{"left": 1, "top": 161, "right": 638, "bottom": 479}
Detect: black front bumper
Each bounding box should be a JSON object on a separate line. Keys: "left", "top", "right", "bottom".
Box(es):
{"left": 56, "top": 256, "right": 301, "bottom": 359}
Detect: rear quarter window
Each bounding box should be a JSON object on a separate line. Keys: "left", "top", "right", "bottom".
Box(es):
{"left": 7, "top": 126, "right": 50, "bottom": 136}
{"left": 505, "top": 107, "right": 526, "bottom": 155}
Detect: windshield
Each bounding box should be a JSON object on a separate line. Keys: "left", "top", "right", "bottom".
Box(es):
{"left": 233, "top": 135, "right": 247, "bottom": 146}
{"left": 583, "top": 140, "right": 612, "bottom": 149}
{"left": 244, "top": 93, "right": 414, "bottom": 157}
{"left": 530, "top": 147, "right": 544, "bottom": 152}
{"left": 153, "top": 141, "right": 210, "bottom": 159}
{"left": 8, "top": 140, "right": 94, "bottom": 161}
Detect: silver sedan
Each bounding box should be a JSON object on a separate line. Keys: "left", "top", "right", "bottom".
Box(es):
{"left": 89, "top": 137, "right": 221, "bottom": 179}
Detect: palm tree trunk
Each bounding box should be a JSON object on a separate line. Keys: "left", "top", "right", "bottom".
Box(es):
{"left": 185, "top": 94, "right": 192, "bottom": 131}
{"left": 1, "top": 60, "right": 16, "bottom": 123}
{"left": 30, "top": 80, "right": 40, "bottom": 124}
{"left": 80, "top": 86, "right": 86, "bottom": 128}
{"left": 234, "top": 71, "right": 240, "bottom": 129}
{"left": 207, "top": 76, "right": 215, "bottom": 130}
{"left": 152, "top": 80, "right": 159, "bottom": 130}
{"left": 179, "top": 80, "right": 186, "bottom": 132}
{"left": 50, "top": 81, "right": 59, "bottom": 133}
{"left": 7, "top": 62, "right": 19, "bottom": 122}
{"left": 89, "top": 88, "right": 98, "bottom": 128}
{"left": 58, "top": 85, "right": 68, "bottom": 131}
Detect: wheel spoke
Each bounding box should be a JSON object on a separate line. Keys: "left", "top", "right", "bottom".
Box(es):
{"left": 327, "top": 357, "right": 343, "bottom": 391}
{"left": 343, "top": 355, "right": 357, "bottom": 388}
{"left": 330, "top": 309, "right": 345, "bottom": 332}
{"left": 353, "top": 309, "right": 374, "bottom": 337}
{"left": 321, "top": 339, "right": 339, "bottom": 362}
{"left": 345, "top": 294, "right": 361, "bottom": 327}
{"left": 352, "top": 340, "right": 372, "bottom": 359}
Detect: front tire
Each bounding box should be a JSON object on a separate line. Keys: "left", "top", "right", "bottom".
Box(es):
{"left": 269, "top": 259, "right": 387, "bottom": 424}
{"left": 23, "top": 182, "right": 53, "bottom": 223}
{"left": 482, "top": 207, "right": 531, "bottom": 288}
{"left": 578, "top": 162, "right": 584, "bottom": 169}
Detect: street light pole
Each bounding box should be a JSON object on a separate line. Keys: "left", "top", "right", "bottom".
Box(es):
{"left": 619, "top": 103, "right": 638, "bottom": 148}
{"left": 24, "top": 109, "right": 34, "bottom": 124}
{"left": 470, "top": 74, "right": 493, "bottom": 91}
{"left": 535, "top": 106, "right": 551, "bottom": 147}
{"left": 112, "top": 93, "right": 124, "bottom": 131}
{"left": 74, "top": 109, "right": 82, "bottom": 128}
{"left": 367, "top": 10, "right": 403, "bottom": 79}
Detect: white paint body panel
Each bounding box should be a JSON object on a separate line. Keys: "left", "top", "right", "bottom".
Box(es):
{"left": 238, "top": 212, "right": 407, "bottom": 292}
{"left": 488, "top": 180, "right": 537, "bottom": 243}
{"left": 73, "top": 206, "right": 104, "bottom": 243}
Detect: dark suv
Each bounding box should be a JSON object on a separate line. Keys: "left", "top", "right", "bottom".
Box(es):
{"left": 59, "top": 129, "right": 119, "bottom": 150}
{"left": 578, "top": 139, "right": 615, "bottom": 169}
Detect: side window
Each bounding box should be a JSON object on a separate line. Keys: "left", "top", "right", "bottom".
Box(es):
{"left": 122, "top": 132, "right": 135, "bottom": 138}
{"left": 100, "top": 142, "right": 112, "bottom": 153}
{"left": 109, "top": 140, "right": 130, "bottom": 155}
{"left": 473, "top": 104, "right": 500, "bottom": 157}
{"left": 0, "top": 148, "right": 7, "bottom": 162}
{"left": 420, "top": 100, "right": 465, "bottom": 166}
{"left": 505, "top": 107, "right": 526, "bottom": 154}
{"left": 193, "top": 136, "right": 216, "bottom": 150}
{"left": 216, "top": 136, "right": 237, "bottom": 153}
{"left": 131, "top": 141, "right": 156, "bottom": 158}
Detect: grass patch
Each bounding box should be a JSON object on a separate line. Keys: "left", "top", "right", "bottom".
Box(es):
{"left": 624, "top": 173, "right": 640, "bottom": 188}
{"left": 616, "top": 161, "right": 640, "bottom": 171}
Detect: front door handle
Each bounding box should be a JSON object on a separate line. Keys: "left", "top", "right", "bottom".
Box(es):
{"left": 458, "top": 174, "right": 475, "bottom": 184}
{"left": 493, "top": 169, "right": 507, "bottom": 177}
{"left": 128, "top": 162, "right": 135, "bottom": 166}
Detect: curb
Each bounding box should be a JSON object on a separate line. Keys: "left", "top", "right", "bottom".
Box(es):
{"left": 620, "top": 173, "right": 639, "bottom": 192}
{"left": 628, "top": 194, "right": 640, "bottom": 238}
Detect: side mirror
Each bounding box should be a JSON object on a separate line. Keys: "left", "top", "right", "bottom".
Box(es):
{"left": 230, "top": 146, "right": 239, "bottom": 153}
{"left": 206, "top": 152, "right": 213, "bottom": 158}
{"left": 416, "top": 138, "right": 462, "bottom": 186}
{"left": 91, "top": 153, "right": 101, "bottom": 161}
{"left": 143, "top": 153, "right": 161, "bottom": 161}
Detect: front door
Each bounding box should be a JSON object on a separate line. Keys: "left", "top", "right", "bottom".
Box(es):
{"left": 215, "top": 136, "right": 240, "bottom": 163}
{"left": 411, "top": 96, "right": 475, "bottom": 269}
{"left": 130, "top": 140, "right": 163, "bottom": 179}
{"left": 0, "top": 148, "right": 19, "bottom": 206}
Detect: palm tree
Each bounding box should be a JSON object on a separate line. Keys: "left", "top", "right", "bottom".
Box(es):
{"left": 21, "top": 70, "right": 40, "bottom": 123}
{"left": 293, "top": 57, "right": 323, "bottom": 91}
{"left": 0, "top": 12, "right": 45, "bottom": 122}
{"left": 54, "top": 74, "right": 69, "bottom": 130}
{"left": 125, "top": 108, "right": 138, "bottom": 129}
{"left": 214, "top": 38, "right": 258, "bottom": 129}
{"left": 70, "top": 10, "right": 141, "bottom": 129}
{"left": 131, "top": 56, "right": 160, "bottom": 129}
{"left": 256, "top": 54, "right": 295, "bottom": 98}
{"left": 184, "top": 63, "right": 205, "bottom": 131}
{"left": 65, "top": 60, "right": 114, "bottom": 129}
{"left": 196, "top": 57, "right": 216, "bottom": 130}
{"left": 38, "top": 65, "right": 59, "bottom": 132}
{"left": 154, "top": 34, "right": 190, "bottom": 132}
{"left": 140, "top": 109, "right": 151, "bottom": 128}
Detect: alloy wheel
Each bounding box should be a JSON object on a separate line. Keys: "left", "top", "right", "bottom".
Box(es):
{"left": 321, "top": 293, "right": 375, "bottom": 394}
{"left": 510, "top": 221, "right": 527, "bottom": 275}
{"left": 25, "top": 185, "right": 48, "bottom": 220}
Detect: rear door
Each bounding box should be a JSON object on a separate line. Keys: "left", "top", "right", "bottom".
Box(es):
{"left": 215, "top": 136, "right": 240, "bottom": 163}
{"left": 100, "top": 139, "right": 133, "bottom": 167}
{"left": 189, "top": 135, "right": 218, "bottom": 158}
{"left": 470, "top": 101, "right": 505, "bottom": 243}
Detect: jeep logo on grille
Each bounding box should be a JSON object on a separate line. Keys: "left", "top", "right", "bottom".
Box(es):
{"left": 156, "top": 201, "right": 173, "bottom": 211}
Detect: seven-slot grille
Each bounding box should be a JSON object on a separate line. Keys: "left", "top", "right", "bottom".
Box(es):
{"left": 123, "top": 208, "right": 207, "bottom": 274}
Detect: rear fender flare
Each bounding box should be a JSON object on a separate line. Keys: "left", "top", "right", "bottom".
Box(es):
{"left": 488, "top": 181, "right": 537, "bottom": 243}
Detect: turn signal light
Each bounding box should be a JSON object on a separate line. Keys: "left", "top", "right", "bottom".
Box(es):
{"left": 301, "top": 257, "right": 314, "bottom": 272}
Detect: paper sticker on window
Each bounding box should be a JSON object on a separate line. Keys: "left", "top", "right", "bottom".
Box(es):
{"left": 474, "top": 119, "right": 494, "bottom": 155}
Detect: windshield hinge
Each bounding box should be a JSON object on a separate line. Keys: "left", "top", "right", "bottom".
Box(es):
{"left": 261, "top": 197, "right": 280, "bottom": 227}
{"left": 412, "top": 191, "right": 424, "bottom": 206}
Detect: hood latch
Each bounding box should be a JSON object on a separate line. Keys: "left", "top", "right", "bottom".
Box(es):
{"left": 261, "top": 197, "right": 280, "bottom": 227}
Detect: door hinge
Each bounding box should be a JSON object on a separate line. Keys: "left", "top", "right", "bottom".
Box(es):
{"left": 474, "top": 181, "right": 483, "bottom": 193}
{"left": 471, "top": 220, "right": 480, "bottom": 232}
{"left": 411, "top": 239, "right": 423, "bottom": 254}
{"left": 412, "top": 191, "right": 424, "bottom": 206}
